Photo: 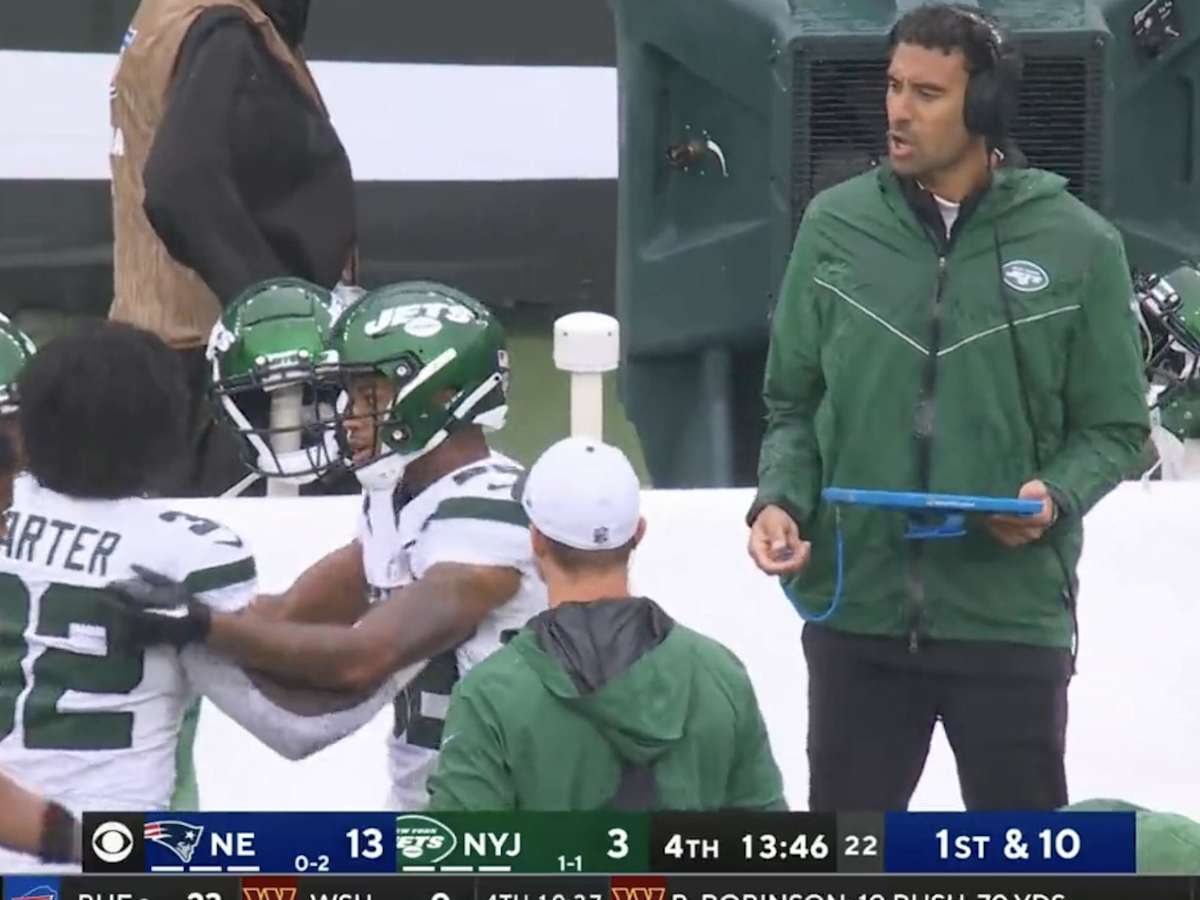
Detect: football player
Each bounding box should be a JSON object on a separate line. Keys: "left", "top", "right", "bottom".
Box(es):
{"left": 0, "top": 323, "right": 408, "bottom": 870}
{"left": 112, "top": 282, "right": 547, "bottom": 809}
{"left": 172, "top": 276, "right": 345, "bottom": 809}
{"left": 0, "top": 341, "right": 79, "bottom": 864}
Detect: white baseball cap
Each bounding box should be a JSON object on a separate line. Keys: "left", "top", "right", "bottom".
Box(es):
{"left": 521, "top": 437, "right": 641, "bottom": 551}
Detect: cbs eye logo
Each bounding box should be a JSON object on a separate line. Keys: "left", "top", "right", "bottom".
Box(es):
{"left": 92, "top": 820, "right": 135, "bottom": 863}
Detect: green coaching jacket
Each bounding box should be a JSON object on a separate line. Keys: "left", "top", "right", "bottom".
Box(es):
{"left": 752, "top": 164, "right": 1149, "bottom": 649}
{"left": 426, "top": 598, "right": 785, "bottom": 811}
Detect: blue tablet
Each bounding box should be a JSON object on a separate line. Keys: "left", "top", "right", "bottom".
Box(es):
{"left": 822, "top": 487, "right": 1043, "bottom": 517}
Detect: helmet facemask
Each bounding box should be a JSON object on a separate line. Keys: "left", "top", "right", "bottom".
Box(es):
{"left": 211, "top": 350, "right": 344, "bottom": 484}
{"left": 207, "top": 279, "right": 347, "bottom": 485}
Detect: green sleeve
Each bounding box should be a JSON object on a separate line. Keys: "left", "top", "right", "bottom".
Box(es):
{"left": 748, "top": 202, "right": 827, "bottom": 531}
{"left": 725, "top": 665, "right": 787, "bottom": 811}
{"left": 426, "top": 684, "right": 516, "bottom": 811}
{"left": 1038, "top": 225, "right": 1150, "bottom": 517}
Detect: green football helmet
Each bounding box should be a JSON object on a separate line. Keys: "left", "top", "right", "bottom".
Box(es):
{"left": 0, "top": 313, "right": 37, "bottom": 417}
{"left": 1135, "top": 264, "right": 1200, "bottom": 439}
{"left": 207, "top": 277, "right": 345, "bottom": 483}
{"left": 330, "top": 281, "right": 509, "bottom": 489}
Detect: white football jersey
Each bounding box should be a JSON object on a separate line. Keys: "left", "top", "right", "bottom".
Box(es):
{"left": 357, "top": 452, "right": 547, "bottom": 810}
{"left": 0, "top": 476, "right": 256, "bottom": 818}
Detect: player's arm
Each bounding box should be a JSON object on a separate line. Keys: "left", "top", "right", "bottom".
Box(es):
{"left": 162, "top": 529, "right": 399, "bottom": 758}
{"left": 0, "top": 772, "right": 79, "bottom": 862}
{"left": 250, "top": 540, "right": 369, "bottom": 625}
{"left": 180, "top": 645, "right": 421, "bottom": 760}
{"left": 210, "top": 562, "right": 520, "bottom": 692}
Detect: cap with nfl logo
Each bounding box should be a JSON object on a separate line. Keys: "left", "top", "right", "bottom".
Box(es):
{"left": 520, "top": 437, "right": 641, "bottom": 550}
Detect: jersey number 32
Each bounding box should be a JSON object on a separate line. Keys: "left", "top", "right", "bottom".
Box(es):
{"left": 0, "top": 573, "right": 144, "bottom": 750}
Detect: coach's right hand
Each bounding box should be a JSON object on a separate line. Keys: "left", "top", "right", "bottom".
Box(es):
{"left": 748, "top": 504, "right": 811, "bottom": 576}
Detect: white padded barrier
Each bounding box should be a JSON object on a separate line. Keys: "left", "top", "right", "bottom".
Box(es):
{"left": 173, "top": 481, "right": 1200, "bottom": 818}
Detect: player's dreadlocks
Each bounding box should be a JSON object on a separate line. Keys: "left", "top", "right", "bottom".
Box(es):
{"left": 19, "top": 323, "right": 187, "bottom": 498}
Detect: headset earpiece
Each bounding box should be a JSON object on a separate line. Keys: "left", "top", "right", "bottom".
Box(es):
{"left": 951, "top": 6, "right": 1022, "bottom": 146}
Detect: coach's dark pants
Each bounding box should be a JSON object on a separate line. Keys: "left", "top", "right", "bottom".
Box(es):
{"left": 803, "top": 622, "right": 1071, "bottom": 812}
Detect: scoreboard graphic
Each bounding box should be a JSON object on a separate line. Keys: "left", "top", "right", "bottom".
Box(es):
{"left": 0, "top": 811, "right": 1192, "bottom": 900}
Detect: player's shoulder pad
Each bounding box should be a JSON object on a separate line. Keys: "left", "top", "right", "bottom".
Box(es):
{"left": 422, "top": 459, "right": 529, "bottom": 531}
{"left": 154, "top": 508, "right": 256, "bottom": 594}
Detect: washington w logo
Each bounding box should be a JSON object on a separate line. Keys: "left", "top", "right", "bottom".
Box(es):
{"left": 241, "top": 876, "right": 298, "bottom": 900}
{"left": 611, "top": 890, "right": 664, "bottom": 900}
{"left": 610, "top": 879, "right": 667, "bottom": 900}
{"left": 242, "top": 887, "right": 297, "bottom": 900}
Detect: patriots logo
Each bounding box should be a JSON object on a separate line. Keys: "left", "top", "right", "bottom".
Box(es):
{"left": 144, "top": 820, "right": 204, "bottom": 863}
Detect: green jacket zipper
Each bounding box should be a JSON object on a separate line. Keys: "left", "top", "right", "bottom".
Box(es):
{"left": 908, "top": 253, "right": 948, "bottom": 652}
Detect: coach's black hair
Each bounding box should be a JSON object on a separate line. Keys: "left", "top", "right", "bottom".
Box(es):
{"left": 19, "top": 322, "right": 187, "bottom": 498}
{"left": 890, "top": 4, "right": 998, "bottom": 75}
{"left": 889, "top": 3, "right": 1022, "bottom": 147}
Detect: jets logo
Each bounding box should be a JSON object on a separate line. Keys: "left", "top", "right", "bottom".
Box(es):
{"left": 394, "top": 814, "right": 457, "bottom": 866}
{"left": 1002, "top": 260, "right": 1051, "bottom": 293}
{"left": 364, "top": 302, "right": 474, "bottom": 339}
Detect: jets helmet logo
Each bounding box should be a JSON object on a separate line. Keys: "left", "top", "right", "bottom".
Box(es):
{"left": 364, "top": 302, "right": 474, "bottom": 338}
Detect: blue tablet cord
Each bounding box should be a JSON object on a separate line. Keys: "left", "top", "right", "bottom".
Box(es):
{"left": 781, "top": 506, "right": 845, "bottom": 623}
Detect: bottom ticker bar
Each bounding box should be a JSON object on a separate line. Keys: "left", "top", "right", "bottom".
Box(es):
{"left": 2, "top": 874, "right": 1194, "bottom": 900}
{"left": 661, "top": 875, "right": 1194, "bottom": 900}
{"left": 61, "top": 877, "right": 241, "bottom": 900}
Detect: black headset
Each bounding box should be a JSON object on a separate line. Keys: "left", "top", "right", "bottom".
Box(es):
{"left": 890, "top": 5, "right": 1024, "bottom": 146}
{"left": 956, "top": 6, "right": 1023, "bottom": 143}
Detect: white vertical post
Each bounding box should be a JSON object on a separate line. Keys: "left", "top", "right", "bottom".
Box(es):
{"left": 266, "top": 384, "right": 304, "bottom": 497}
{"left": 569, "top": 372, "right": 605, "bottom": 440}
{"left": 553, "top": 312, "right": 620, "bottom": 440}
